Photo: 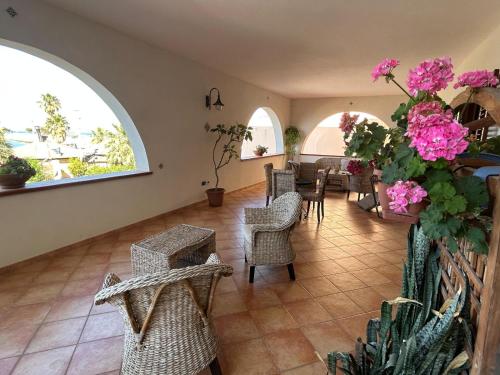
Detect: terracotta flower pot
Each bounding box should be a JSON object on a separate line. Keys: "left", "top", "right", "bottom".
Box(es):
{"left": 253, "top": 151, "right": 264, "bottom": 157}
{"left": 206, "top": 188, "right": 225, "bottom": 207}
{"left": 373, "top": 169, "right": 425, "bottom": 224}
{"left": 0, "top": 174, "right": 29, "bottom": 189}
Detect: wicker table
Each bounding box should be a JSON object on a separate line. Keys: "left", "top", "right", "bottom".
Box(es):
{"left": 131, "top": 224, "right": 216, "bottom": 275}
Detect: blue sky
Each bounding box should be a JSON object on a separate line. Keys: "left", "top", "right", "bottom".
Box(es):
{"left": 0, "top": 44, "right": 118, "bottom": 133}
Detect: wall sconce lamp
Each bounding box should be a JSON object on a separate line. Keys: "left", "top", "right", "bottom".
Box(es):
{"left": 205, "top": 87, "right": 224, "bottom": 111}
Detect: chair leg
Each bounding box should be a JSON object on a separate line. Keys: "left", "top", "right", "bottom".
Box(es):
{"left": 357, "top": 193, "right": 361, "bottom": 201}
{"left": 317, "top": 201, "right": 321, "bottom": 222}
{"left": 347, "top": 190, "right": 350, "bottom": 199}
{"left": 249, "top": 266, "right": 255, "bottom": 283}
{"left": 312, "top": 201, "right": 315, "bottom": 211}
{"left": 306, "top": 201, "right": 311, "bottom": 217}
{"left": 321, "top": 199, "right": 325, "bottom": 218}
{"left": 287, "top": 263, "right": 296, "bottom": 281}
{"left": 209, "top": 357, "right": 222, "bottom": 375}
{"left": 244, "top": 254, "right": 247, "bottom": 263}
{"left": 266, "top": 196, "right": 270, "bottom": 207}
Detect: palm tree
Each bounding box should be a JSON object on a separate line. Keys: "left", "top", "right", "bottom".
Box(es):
{"left": 38, "top": 93, "right": 69, "bottom": 144}
{"left": 0, "top": 127, "right": 13, "bottom": 163}
{"left": 92, "top": 124, "right": 135, "bottom": 166}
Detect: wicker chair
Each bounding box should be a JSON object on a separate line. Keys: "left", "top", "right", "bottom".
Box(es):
{"left": 288, "top": 160, "right": 300, "bottom": 178}
{"left": 347, "top": 168, "right": 374, "bottom": 201}
{"left": 271, "top": 169, "right": 296, "bottom": 199}
{"left": 300, "top": 167, "right": 331, "bottom": 222}
{"left": 94, "top": 253, "right": 232, "bottom": 375}
{"left": 264, "top": 163, "right": 273, "bottom": 206}
{"left": 243, "top": 192, "right": 303, "bottom": 283}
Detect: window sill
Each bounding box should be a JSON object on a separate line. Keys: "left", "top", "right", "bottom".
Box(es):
{"left": 0, "top": 170, "right": 153, "bottom": 197}
{"left": 240, "top": 153, "right": 284, "bottom": 161}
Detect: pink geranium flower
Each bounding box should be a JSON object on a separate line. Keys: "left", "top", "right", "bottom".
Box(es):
{"left": 371, "top": 58, "right": 400, "bottom": 81}
{"left": 339, "top": 112, "right": 359, "bottom": 135}
{"left": 407, "top": 57, "right": 454, "bottom": 95}
{"left": 387, "top": 181, "right": 427, "bottom": 213}
{"left": 453, "top": 70, "right": 499, "bottom": 89}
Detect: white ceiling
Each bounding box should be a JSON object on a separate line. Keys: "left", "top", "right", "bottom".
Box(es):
{"left": 44, "top": 0, "right": 500, "bottom": 98}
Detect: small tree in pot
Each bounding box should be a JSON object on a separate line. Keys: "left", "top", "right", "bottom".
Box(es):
{"left": 284, "top": 126, "right": 301, "bottom": 161}
{"left": 0, "top": 156, "right": 36, "bottom": 189}
{"left": 206, "top": 123, "right": 252, "bottom": 206}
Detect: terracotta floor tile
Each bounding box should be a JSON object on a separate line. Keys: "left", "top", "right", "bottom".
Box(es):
{"left": 0, "top": 303, "right": 51, "bottom": 330}
{"left": 281, "top": 361, "right": 327, "bottom": 374}
{"left": 321, "top": 247, "right": 350, "bottom": 259}
{"left": 309, "top": 260, "right": 346, "bottom": 276}
{"left": 326, "top": 273, "right": 367, "bottom": 292}
{"left": 284, "top": 299, "right": 332, "bottom": 326}
{"left": 0, "top": 356, "right": 18, "bottom": 375}
{"left": 337, "top": 312, "right": 380, "bottom": 342}
{"left": 334, "top": 257, "right": 370, "bottom": 272}
{"left": 47, "top": 255, "right": 83, "bottom": 269}
{"left": 299, "top": 277, "right": 340, "bottom": 297}
{"left": 344, "top": 287, "right": 385, "bottom": 313}
{"left": 213, "top": 312, "right": 260, "bottom": 344}
{"left": 263, "top": 328, "right": 317, "bottom": 371}
{"left": 33, "top": 268, "right": 74, "bottom": 284}
{"left": 351, "top": 268, "right": 392, "bottom": 286}
{"left": 301, "top": 321, "right": 354, "bottom": 359}
{"left": 355, "top": 253, "right": 389, "bottom": 267}
{"left": 212, "top": 292, "right": 247, "bottom": 317}
{"left": 61, "top": 278, "right": 103, "bottom": 298}
{"left": 250, "top": 306, "right": 298, "bottom": 334}
{"left": 80, "top": 311, "right": 123, "bottom": 342}
{"left": 45, "top": 295, "right": 94, "bottom": 322}
{"left": 266, "top": 282, "right": 311, "bottom": 303}
{"left": 16, "top": 282, "right": 65, "bottom": 305}
{"left": 371, "top": 283, "right": 401, "bottom": 300}
{"left": 0, "top": 289, "right": 23, "bottom": 305}
{"left": 26, "top": 317, "right": 86, "bottom": 353}
{"left": 373, "top": 264, "right": 403, "bottom": 285}
{"left": 0, "top": 325, "right": 38, "bottom": 359}
{"left": 242, "top": 288, "right": 282, "bottom": 310}
{"left": 69, "top": 264, "right": 107, "bottom": 281}
{"left": 67, "top": 336, "right": 123, "bottom": 375}
{"left": 221, "top": 338, "right": 278, "bottom": 375}
{"left": 12, "top": 346, "right": 74, "bottom": 375}
{"left": 317, "top": 293, "right": 364, "bottom": 319}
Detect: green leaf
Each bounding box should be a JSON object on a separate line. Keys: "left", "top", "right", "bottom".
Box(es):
{"left": 405, "top": 156, "right": 427, "bottom": 179}
{"left": 430, "top": 158, "right": 449, "bottom": 170}
{"left": 455, "top": 176, "right": 489, "bottom": 210}
{"left": 466, "top": 227, "right": 489, "bottom": 254}
{"left": 444, "top": 195, "right": 467, "bottom": 215}
{"left": 428, "top": 182, "right": 456, "bottom": 202}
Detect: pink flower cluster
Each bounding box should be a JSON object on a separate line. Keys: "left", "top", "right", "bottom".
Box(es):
{"left": 407, "top": 57, "right": 454, "bottom": 95}
{"left": 453, "top": 70, "right": 499, "bottom": 89}
{"left": 371, "top": 58, "right": 399, "bottom": 81}
{"left": 339, "top": 112, "right": 359, "bottom": 135}
{"left": 406, "top": 101, "right": 468, "bottom": 161}
{"left": 387, "top": 181, "right": 427, "bottom": 214}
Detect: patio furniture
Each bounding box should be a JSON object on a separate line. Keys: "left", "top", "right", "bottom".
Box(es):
{"left": 264, "top": 162, "right": 273, "bottom": 206}
{"left": 271, "top": 169, "right": 296, "bottom": 199}
{"left": 95, "top": 253, "right": 232, "bottom": 375}
{"left": 243, "top": 192, "right": 303, "bottom": 283}
{"left": 288, "top": 160, "right": 300, "bottom": 178}
{"left": 347, "top": 168, "right": 373, "bottom": 201}
{"left": 315, "top": 157, "right": 350, "bottom": 191}
{"left": 300, "top": 167, "right": 331, "bottom": 222}
{"left": 131, "top": 224, "right": 215, "bottom": 276}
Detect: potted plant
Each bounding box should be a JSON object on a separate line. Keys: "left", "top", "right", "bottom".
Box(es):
{"left": 370, "top": 57, "right": 497, "bottom": 253}
{"left": 205, "top": 123, "right": 252, "bottom": 207}
{"left": 253, "top": 145, "right": 268, "bottom": 157}
{"left": 284, "top": 126, "right": 301, "bottom": 161}
{"left": 0, "top": 156, "right": 36, "bottom": 189}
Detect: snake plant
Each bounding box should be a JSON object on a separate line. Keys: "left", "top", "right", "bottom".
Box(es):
{"left": 328, "top": 224, "right": 472, "bottom": 375}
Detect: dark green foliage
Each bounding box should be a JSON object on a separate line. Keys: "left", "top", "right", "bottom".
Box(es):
{"left": 327, "top": 225, "right": 471, "bottom": 375}
{"left": 0, "top": 156, "right": 36, "bottom": 179}
{"left": 284, "top": 126, "right": 301, "bottom": 158}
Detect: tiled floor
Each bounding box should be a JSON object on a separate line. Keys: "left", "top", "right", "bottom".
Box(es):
{"left": 0, "top": 183, "right": 409, "bottom": 374}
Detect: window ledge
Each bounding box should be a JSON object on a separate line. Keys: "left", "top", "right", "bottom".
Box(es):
{"left": 0, "top": 170, "right": 153, "bottom": 197}
{"left": 240, "top": 153, "right": 284, "bottom": 161}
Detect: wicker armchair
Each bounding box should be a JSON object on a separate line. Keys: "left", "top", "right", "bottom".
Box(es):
{"left": 271, "top": 169, "right": 296, "bottom": 199}
{"left": 264, "top": 163, "right": 273, "bottom": 206}
{"left": 288, "top": 160, "right": 300, "bottom": 178}
{"left": 348, "top": 168, "right": 374, "bottom": 201}
{"left": 243, "top": 192, "right": 303, "bottom": 283}
{"left": 300, "top": 167, "right": 331, "bottom": 222}
{"left": 94, "top": 253, "right": 232, "bottom": 375}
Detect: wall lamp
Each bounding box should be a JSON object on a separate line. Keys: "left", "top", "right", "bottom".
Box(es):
{"left": 205, "top": 87, "right": 224, "bottom": 111}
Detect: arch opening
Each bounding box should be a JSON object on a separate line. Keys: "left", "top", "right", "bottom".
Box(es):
{"left": 0, "top": 39, "right": 149, "bottom": 184}
{"left": 241, "top": 107, "right": 284, "bottom": 158}
{"left": 302, "top": 111, "right": 388, "bottom": 156}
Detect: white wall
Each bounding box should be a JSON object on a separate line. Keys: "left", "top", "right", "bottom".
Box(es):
{"left": 290, "top": 95, "right": 407, "bottom": 162}
{"left": 0, "top": 0, "right": 289, "bottom": 267}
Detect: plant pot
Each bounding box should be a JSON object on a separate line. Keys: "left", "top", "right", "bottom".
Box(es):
{"left": 373, "top": 169, "right": 424, "bottom": 224}
{"left": 206, "top": 188, "right": 225, "bottom": 207}
{"left": 0, "top": 174, "right": 29, "bottom": 189}
{"left": 253, "top": 151, "right": 264, "bottom": 157}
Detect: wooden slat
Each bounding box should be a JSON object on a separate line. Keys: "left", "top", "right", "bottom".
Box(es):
{"left": 464, "top": 115, "right": 496, "bottom": 131}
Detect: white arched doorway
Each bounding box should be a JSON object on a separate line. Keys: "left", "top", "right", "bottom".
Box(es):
{"left": 241, "top": 107, "right": 284, "bottom": 158}
{"left": 302, "top": 111, "right": 387, "bottom": 156}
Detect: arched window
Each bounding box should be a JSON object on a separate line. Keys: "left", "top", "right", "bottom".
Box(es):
{"left": 302, "top": 111, "right": 387, "bottom": 156}
{"left": 0, "top": 40, "right": 149, "bottom": 185}
{"left": 241, "top": 107, "right": 284, "bottom": 158}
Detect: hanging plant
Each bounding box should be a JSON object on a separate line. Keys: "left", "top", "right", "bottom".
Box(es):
{"left": 284, "top": 126, "right": 301, "bottom": 159}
